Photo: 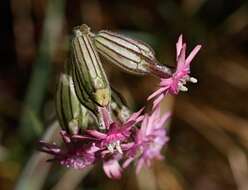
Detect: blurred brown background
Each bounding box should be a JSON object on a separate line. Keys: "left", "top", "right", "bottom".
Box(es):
{"left": 0, "top": 0, "right": 248, "bottom": 190}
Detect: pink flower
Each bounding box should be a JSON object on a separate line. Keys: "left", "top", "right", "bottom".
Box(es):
{"left": 123, "top": 106, "right": 170, "bottom": 173}
{"left": 148, "top": 35, "right": 202, "bottom": 107}
{"left": 38, "top": 131, "right": 99, "bottom": 169}
{"left": 82, "top": 107, "right": 144, "bottom": 154}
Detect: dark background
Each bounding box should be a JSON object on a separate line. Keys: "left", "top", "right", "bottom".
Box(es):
{"left": 0, "top": 0, "right": 248, "bottom": 189}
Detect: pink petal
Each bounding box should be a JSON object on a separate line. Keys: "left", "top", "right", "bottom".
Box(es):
{"left": 121, "top": 142, "right": 134, "bottom": 150}
{"left": 103, "top": 159, "right": 122, "bottom": 179}
{"left": 86, "top": 130, "right": 107, "bottom": 139}
{"left": 146, "top": 106, "right": 161, "bottom": 134}
{"left": 135, "top": 115, "right": 145, "bottom": 123}
{"left": 123, "top": 157, "right": 134, "bottom": 169}
{"left": 157, "top": 112, "right": 171, "bottom": 128}
{"left": 185, "top": 44, "right": 202, "bottom": 66}
{"left": 136, "top": 158, "right": 144, "bottom": 174}
{"left": 88, "top": 143, "right": 100, "bottom": 153}
{"left": 122, "top": 120, "right": 136, "bottom": 130}
{"left": 139, "top": 115, "right": 149, "bottom": 138}
{"left": 147, "top": 87, "right": 167, "bottom": 100}
{"left": 71, "top": 135, "right": 96, "bottom": 141}
{"left": 126, "top": 107, "right": 144, "bottom": 123}
{"left": 176, "top": 43, "right": 187, "bottom": 72}
{"left": 152, "top": 93, "right": 165, "bottom": 109}
{"left": 160, "top": 78, "right": 172, "bottom": 86}
{"left": 176, "top": 34, "right": 183, "bottom": 58}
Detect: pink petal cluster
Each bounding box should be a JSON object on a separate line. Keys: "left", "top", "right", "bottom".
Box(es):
{"left": 123, "top": 106, "right": 170, "bottom": 173}
{"left": 38, "top": 106, "right": 170, "bottom": 179}
{"left": 38, "top": 34, "right": 201, "bottom": 179}
{"left": 148, "top": 35, "right": 202, "bottom": 107}
{"left": 83, "top": 107, "right": 144, "bottom": 154}
{"left": 38, "top": 131, "right": 99, "bottom": 169}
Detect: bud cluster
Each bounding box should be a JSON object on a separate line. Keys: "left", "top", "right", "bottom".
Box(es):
{"left": 38, "top": 24, "right": 201, "bottom": 179}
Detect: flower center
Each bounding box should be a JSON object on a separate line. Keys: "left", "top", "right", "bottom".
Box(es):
{"left": 107, "top": 140, "right": 123, "bottom": 154}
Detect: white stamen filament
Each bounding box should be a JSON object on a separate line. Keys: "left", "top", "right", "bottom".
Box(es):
{"left": 116, "top": 141, "right": 123, "bottom": 154}
{"left": 107, "top": 141, "right": 123, "bottom": 154}
{"left": 107, "top": 144, "right": 114, "bottom": 153}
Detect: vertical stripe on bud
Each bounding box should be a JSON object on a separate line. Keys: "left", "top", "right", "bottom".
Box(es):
{"left": 55, "top": 73, "right": 90, "bottom": 134}
{"left": 71, "top": 24, "right": 111, "bottom": 107}
{"left": 70, "top": 61, "right": 98, "bottom": 116}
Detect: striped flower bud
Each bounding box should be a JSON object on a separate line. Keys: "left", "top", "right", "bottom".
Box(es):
{"left": 71, "top": 24, "right": 111, "bottom": 107}
{"left": 55, "top": 73, "right": 90, "bottom": 135}
{"left": 110, "top": 88, "right": 131, "bottom": 122}
{"left": 93, "top": 30, "right": 172, "bottom": 76}
{"left": 70, "top": 61, "right": 109, "bottom": 130}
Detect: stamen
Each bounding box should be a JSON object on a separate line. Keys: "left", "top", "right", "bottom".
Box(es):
{"left": 189, "top": 77, "right": 197, "bottom": 83}
{"left": 180, "top": 79, "right": 187, "bottom": 85}
{"left": 178, "top": 83, "right": 188, "bottom": 92}
{"left": 116, "top": 141, "right": 123, "bottom": 154}
{"left": 107, "top": 144, "right": 114, "bottom": 153}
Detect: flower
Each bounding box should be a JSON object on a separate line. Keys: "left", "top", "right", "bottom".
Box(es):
{"left": 123, "top": 106, "right": 170, "bottom": 173}
{"left": 82, "top": 107, "right": 144, "bottom": 154}
{"left": 148, "top": 35, "right": 202, "bottom": 107}
{"left": 38, "top": 107, "right": 144, "bottom": 179}
{"left": 38, "top": 130, "right": 99, "bottom": 169}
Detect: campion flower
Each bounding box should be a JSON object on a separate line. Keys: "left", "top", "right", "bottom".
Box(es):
{"left": 123, "top": 106, "right": 170, "bottom": 173}
{"left": 39, "top": 129, "right": 126, "bottom": 179}
{"left": 39, "top": 107, "right": 144, "bottom": 179}
{"left": 70, "top": 107, "right": 144, "bottom": 179}
{"left": 148, "top": 35, "right": 202, "bottom": 107}
{"left": 38, "top": 131, "right": 99, "bottom": 169}
{"left": 75, "top": 107, "right": 144, "bottom": 154}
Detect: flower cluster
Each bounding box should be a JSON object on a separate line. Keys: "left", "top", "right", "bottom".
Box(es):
{"left": 38, "top": 32, "right": 201, "bottom": 179}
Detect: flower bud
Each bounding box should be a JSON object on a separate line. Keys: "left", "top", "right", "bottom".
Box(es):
{"left": 70, "top": 62, "right": 98, "bottom": 116}
{"left": 93, "top": 30, "right": 172, "bottom": 76}
{"left": 110, "top": 88, "right": 131, "bottom": 122}
{"left": 71, "top": 24, "right": 111, "bottom": 107}
{"left": 70, "top": 62, "right": 110, "bottom": 130}
{"left": 55, "top": 73, "right": 90, "bottom": 134}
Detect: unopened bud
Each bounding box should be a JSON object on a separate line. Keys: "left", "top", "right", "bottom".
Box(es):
{"left": 71, "top": 24, "right": 111, "bottom": 107}
{"left": 55, "top": 73, "right": 90, "bottom": 134}
{"left": 93, "top": 30, "right": 158, "bottom": 75}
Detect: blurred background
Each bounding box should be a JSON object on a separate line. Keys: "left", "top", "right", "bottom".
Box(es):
{"left": 0, "top": 0, "right": 248, "bottom": 189}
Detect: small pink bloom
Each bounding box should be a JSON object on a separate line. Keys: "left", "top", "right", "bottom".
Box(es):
{"left": 84, "top": 107, "right": 144, "bottom": 153}
{"left": 148, "top": 35, "right": 201, "bottom": 107}
{"left": 38, "top": 130, "right": 99, "bottom": 169}
{"left": 123, "top": 106, "right": 170, "bottom": 173}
